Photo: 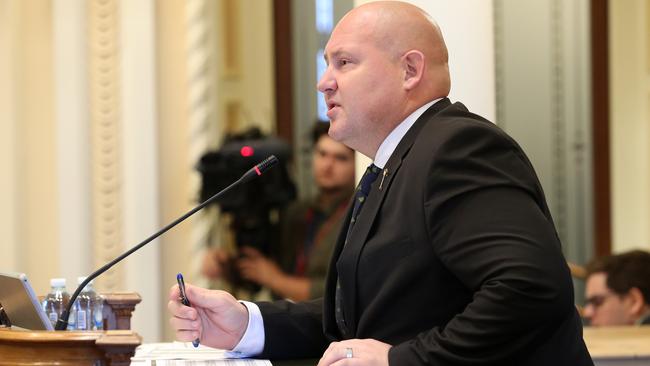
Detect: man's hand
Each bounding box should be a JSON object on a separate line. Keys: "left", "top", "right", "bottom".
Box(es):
{"left": 168, "top": 283, "right": 248, "bottom": 350}
{"left": 200, "top": 248, "right": 232, "bottom": 280}
{"left": 317, "top": 339, "right": 391, "bottom": 366}
{"left": 237, "top": 246, "right": 284, "bottom": 286}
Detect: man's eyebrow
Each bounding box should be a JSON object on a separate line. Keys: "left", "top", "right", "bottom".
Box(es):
{"left": 323, "top": 49, "right": 344, "bottom": 64}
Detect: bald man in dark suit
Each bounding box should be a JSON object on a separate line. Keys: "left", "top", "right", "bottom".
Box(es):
{"left": 169, "top": 2, "right": 593, "bottom": 365}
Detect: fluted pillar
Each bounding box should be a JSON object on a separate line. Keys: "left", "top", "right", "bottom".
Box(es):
{"left": 88, "top": 0, "right": 124, "bottom": 293}
{"left": 185, "top": 0, "right": 219, "bottom": 286}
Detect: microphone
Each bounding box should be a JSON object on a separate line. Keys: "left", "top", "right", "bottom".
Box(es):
{"left": 54, "top": 155, "right": 279, "bottom": 330}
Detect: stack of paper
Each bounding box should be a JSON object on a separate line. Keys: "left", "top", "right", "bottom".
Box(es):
{"left": 131, "top": 342, "right": 272, "bottom": 366}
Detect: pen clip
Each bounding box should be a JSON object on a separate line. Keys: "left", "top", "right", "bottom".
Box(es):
{"left": 177, "top": 273, "right": 191, "bottom": 306}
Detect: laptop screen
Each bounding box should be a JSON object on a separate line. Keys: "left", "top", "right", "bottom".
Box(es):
{"left": 0, "top": 271, "right": 53, "bottom": 330}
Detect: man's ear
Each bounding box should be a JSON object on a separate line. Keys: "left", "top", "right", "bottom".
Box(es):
{"left": 401, "top": 50, "right": 425, "bottom": 91}
{"left": 626, "top": 287, "right": 646, "bottom": 316}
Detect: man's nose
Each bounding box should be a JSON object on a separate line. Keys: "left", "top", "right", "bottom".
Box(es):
{"left": 317, "top": 67, "right": 336, "bottom": 94}
{"left": 325, "top": 156, "right": 337, "bottom": 168}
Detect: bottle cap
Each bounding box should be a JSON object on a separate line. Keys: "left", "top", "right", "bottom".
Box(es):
{"left": 50, "top": 278, "right": 66, "bottom": 287}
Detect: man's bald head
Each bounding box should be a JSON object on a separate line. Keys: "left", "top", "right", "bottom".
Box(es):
{"left": 318, "top": 1, "right": 452, "bottom": 157}
{"left": 336, "top": 1, "right": 450, "bottom": 98}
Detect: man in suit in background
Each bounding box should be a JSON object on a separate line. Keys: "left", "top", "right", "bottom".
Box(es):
{"left": 168, "top": 2, "right": 593, "bottom": 365}
{"left": 583, "top": 250, "right": 650, "bottom": 326}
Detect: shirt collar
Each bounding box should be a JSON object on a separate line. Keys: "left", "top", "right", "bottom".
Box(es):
{"left": 373, "top": 98, "right": 443, "bottom": 168}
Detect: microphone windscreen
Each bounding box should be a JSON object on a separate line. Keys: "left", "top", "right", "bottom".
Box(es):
{"left": 256, "top": 155, "right": 278, "bottom": 174}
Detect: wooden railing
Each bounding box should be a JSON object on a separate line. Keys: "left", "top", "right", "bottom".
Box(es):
{"left": 102, "top": 292, "right": 142, "bottom": 330}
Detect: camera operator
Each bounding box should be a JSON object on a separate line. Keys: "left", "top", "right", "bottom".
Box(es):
{"left": 201, "top": 122, "right": 355, "bottom": 301}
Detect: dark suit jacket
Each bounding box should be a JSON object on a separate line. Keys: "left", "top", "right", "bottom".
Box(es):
{"left": 257, "top": 99, "right": 593, "bottom": 365}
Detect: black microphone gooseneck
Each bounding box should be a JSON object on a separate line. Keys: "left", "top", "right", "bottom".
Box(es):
{"left": 54, "top": 155, "right": 279, "bottom": 331}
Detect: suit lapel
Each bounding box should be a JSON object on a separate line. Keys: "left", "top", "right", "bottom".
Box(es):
{"left": 336, "top": 98, "right": 452, "bottom": 335}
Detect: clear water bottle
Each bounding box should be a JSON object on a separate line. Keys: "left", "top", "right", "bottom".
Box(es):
{"left": 74, "top": 277, "right": 104, "bottom": 330}
{"left": 41, "top": 278, "right": 70, "bottom": 329}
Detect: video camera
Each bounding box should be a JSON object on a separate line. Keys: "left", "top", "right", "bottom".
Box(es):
{"left": 197, "top": 128, "right": 296, "bottom": 292}
{"left": 197, "top": 128, "right": 295, "bottom": 212}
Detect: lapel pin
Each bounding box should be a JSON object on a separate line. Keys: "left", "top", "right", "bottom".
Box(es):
{"left": 379, "top": 169, "right": 389, "bottom": 190}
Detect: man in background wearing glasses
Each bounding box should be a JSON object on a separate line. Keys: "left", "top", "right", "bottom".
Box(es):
{"left": 583, "top": 250, "right": 650, "bottom": 326}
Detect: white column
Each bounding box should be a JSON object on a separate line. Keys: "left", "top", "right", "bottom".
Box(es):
{"left": 0, "top": 0, "right": 18, "bottom": 271}
{"left": 120, "top": 0, "right": 161, "bottom": 342}
{"left": 53, "top": 0, "right": 92, "bottom": 284}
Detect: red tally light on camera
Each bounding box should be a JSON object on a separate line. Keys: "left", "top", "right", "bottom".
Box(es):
{"left": 240, "top": 146, "right": 254, "bottom": 157}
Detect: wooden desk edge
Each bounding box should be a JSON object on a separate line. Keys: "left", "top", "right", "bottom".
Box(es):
{"left": 0, "top": 328, "right": 141, "bottom": 345}
{"left": 583, "top": 326, "right": 650, "bottom": 358}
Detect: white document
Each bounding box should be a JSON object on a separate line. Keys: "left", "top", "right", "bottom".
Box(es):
{"left": 131, "top": 342, "right": 272, "bottom": 366}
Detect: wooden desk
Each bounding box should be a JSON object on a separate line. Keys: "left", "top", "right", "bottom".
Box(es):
{"left": 0, "top": 328, "right": 141, "bottom": 366}
{"left": 583, "top": 326, "right": 650, "bottom": 365}
{"left": 0, "top": 292, "right": 143, "bottom": 365}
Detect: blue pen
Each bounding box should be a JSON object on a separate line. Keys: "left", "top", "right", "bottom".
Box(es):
{"left": 177, "top": 273, "right": 200, "bottom": 347}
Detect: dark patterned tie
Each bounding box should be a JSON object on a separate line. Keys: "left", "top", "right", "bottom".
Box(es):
{"left": 335, "top": 164, "right": 381, "bottom": 338}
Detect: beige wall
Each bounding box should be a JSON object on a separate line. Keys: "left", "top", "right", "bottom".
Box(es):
{"left": 0, "top": 0, "right": 18, "bottom": 273}
{"left": 610, "top": 0, "right": 650, "bottom": 253}
{"left": 0, "top": 0, "right": 58, "bottom": 292}
{"left": 17, "top": 0, "right": 59, "bottom": 293}
{"left": 217, "top": 0, "right": 276, "bottom": 133}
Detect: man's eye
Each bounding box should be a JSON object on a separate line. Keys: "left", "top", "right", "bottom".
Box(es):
{"left": 339, "top": 59, "right": 350, "bottom": 66}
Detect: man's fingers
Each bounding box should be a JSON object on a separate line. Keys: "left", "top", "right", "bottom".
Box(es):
{"left": 318, "top": 339, "right": 390, "bottom": 366}
{"left": 182, "top": 283, "right": 215, "bottom": 307}
{"left": 183, "top": 284, "right": 238, "bottom": 310}
{"left": 174, "top": 329, "right": 201, "bottom": 342}
{"left": 167, "top": 299, "right": 197, "bottom": 319}
{"left": 169, "top": 312, "right": 202, "bottom": 343}
{"left": 237, "top": 258, "right": 255, "bottom": 270}
{"left": 169, "top": 314, "right": 199, "bottom": 331}
{"left": 168, "top": 284, "right": 205, "bottom": 312}
{"left": 168, "top": 284, "right": 180, "bottom": 301}
{"left": 319, "top": 342, "right": 349, "bottom": 366}
{"left": 240, "top": 246, "right": 262, "bottom": 258}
